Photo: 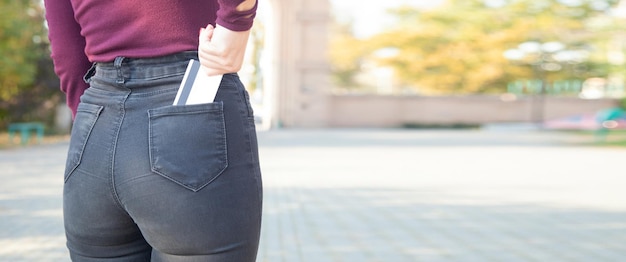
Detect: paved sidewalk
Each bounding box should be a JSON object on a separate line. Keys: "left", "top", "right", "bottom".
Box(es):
{"left": 0, "top": 143, "right": 67, "bottom": 261}
{"left": 1, "top": 129, "right": 625, "bottom": 261}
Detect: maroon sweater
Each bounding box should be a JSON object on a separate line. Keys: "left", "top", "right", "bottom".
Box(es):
{"left": 44, "top": 0, "right": 257, "bottom": 116}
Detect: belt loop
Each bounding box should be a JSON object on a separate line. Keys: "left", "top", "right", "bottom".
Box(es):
{"left": 114, "top": 56, "right": 126, "bottom": 84}
{"left": 83, "top": 62, "right": 97, "bottom": 84}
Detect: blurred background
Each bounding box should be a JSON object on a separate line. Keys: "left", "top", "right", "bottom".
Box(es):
{"left": 1, "top": 1, "right": 626, "bottom": 261}
{"left": 1, "top": 0, "right": 626, "bottom": 139}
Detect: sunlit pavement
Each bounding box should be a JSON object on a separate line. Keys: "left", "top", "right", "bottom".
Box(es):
{"left": 1, "top": 129, "right": 625, "bottom": 261}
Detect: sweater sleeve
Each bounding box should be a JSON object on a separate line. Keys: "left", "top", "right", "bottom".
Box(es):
{"left": 44, "top": 0, "right": 92, "bottom": 117}
{"left": 216, "top": 0, "right": 258, "bottom": 31}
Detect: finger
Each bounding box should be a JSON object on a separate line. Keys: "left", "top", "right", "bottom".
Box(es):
{"left": 199, "top": 27, "right": 208, "bottom": 44}
{"left": 198, "top": 51, "right": 228, "bottom": 68}
{"left": 199, "top": 44, "right": 224, "bottom": 58}
{"left": 203, "top": 24, "right": 215, "bottom": 41}
{"left": 205, "top": 26, "right": 215, "bottom": 41}
{"left": 198, "top": 46, "right": 225, "bottom": 65}
{"left": 201, "top": 67, "right": 224, "bottom": 76}
{"left": 199, "top": 55, "right": 238, "bottom": 75}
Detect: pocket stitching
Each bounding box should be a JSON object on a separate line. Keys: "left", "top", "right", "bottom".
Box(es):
{"left": 148, "top": 102, "right": 228, "bottom": 192}
{"left": 65, "top": 104, "right": 104, "bottom": 182}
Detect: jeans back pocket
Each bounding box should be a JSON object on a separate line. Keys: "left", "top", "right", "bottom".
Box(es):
{"left": 148, "top": 102, "right": 228, "bottom": 192}
{"left": 65, "top": 102, "right": 104, "bottom": 181}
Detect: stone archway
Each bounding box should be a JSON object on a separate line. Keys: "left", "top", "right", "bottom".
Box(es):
{"left": 260, "top": 0, "right": 331, "bottom": 128}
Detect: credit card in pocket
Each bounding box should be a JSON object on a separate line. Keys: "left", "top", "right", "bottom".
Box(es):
{"left": 173, "top": 59, "right": 223, "bottom": 105}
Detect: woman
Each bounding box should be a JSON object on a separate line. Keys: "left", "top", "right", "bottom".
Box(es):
{"left": 44, "top": 0, "right": 262, "bottom": 261}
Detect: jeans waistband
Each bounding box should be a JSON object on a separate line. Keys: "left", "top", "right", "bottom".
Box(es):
{"left": 86, "top": 51, "right": 199, "bottom": 85}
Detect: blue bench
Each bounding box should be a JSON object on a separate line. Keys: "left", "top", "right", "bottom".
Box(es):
{"left": 8, "top": 122, "right": 45, "bottom": 145}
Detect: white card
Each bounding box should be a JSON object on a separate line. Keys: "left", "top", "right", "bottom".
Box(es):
{"left": 173, "top": 59, "right": 223, "bottom": 105}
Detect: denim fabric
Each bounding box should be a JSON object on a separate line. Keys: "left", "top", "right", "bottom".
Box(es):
{"left": 63, "top": 51, "right": 262, "bottom": 261}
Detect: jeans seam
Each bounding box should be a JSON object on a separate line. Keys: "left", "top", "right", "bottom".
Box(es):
{"left": 110, "top": 91, "right": 131, "bottom": 213}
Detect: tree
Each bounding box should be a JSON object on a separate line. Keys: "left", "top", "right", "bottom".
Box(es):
{"left": 344, "top": 0, "right": 622, "bottom": 94}
{"left": 0, "top": 0, "right": 60, "bottom": 129}
{"left": 328, "top": 19, "right": 376, "bottom": 89}
{"left": 0, "top": 0, "right": 47, "bottom": 100}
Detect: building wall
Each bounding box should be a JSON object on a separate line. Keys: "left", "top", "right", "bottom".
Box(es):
{"left": 327, "top": 95, "right": 619, "bottom": 127}
{"left": 264, "top": 0, "right": 331, "bottom": 128}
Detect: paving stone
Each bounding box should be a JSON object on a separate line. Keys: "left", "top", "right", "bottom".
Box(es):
{"left": 1, "top": 129, "right": 625, "bottom": 261}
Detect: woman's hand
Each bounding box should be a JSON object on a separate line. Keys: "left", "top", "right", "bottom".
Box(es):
{"left": 198, "top": 24, "right": 250, "bottom": 76}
